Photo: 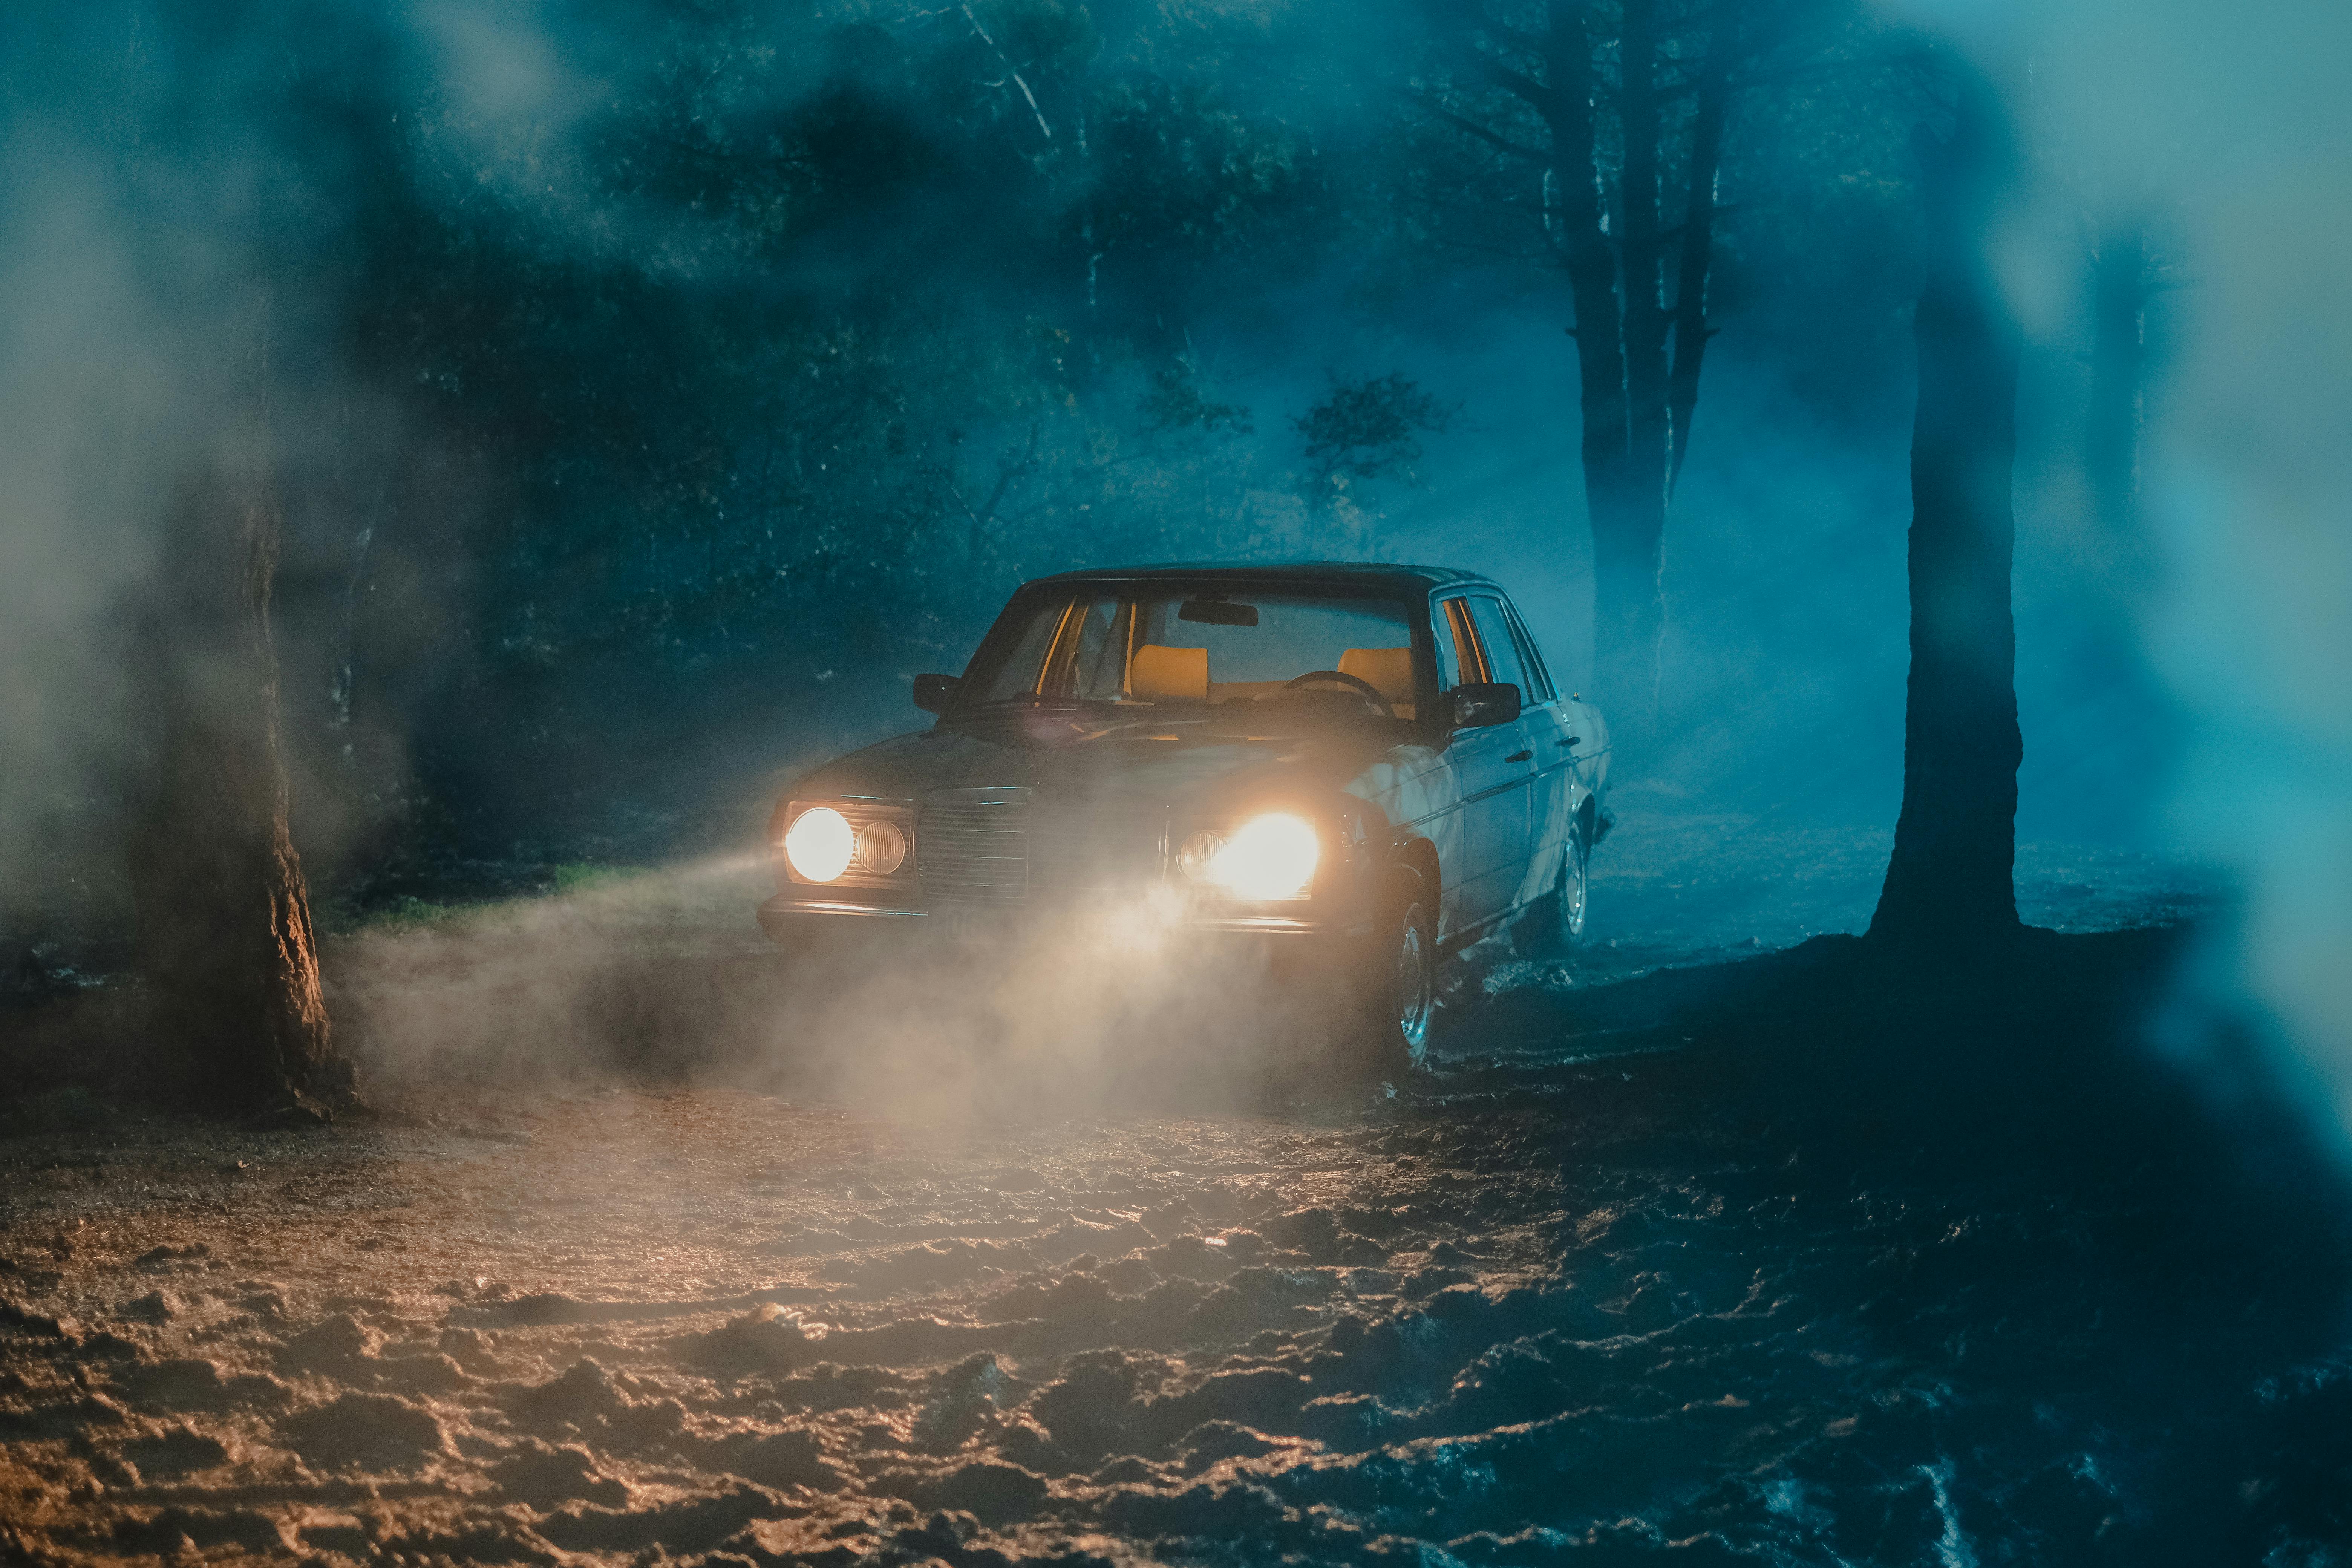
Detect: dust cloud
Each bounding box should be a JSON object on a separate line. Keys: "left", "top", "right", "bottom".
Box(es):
{"left": 331, "top": 860, "right": 1335, "bottom": 1129}
{"left": 1890, "top": 0, "right": 2352, "bottom": 1143}
{"left": 0, "top": 145, "right": 187, "bottom": 936}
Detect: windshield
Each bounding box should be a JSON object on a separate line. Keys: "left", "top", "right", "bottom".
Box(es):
{"left": 961, "top": 586, "right": 1425, "bottom": 720}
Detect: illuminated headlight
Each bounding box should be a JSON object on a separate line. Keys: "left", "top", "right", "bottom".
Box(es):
{"left": 1178, "top": 813, "right": 1320, "bottom": 901}
{"left": 783, "top": 806, "right": 856, "bottom": 882}
{"left": 784, "top": 805, "right": 909, "bottom": 882}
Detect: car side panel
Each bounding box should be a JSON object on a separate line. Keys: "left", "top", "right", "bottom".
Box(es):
{"left": 1562, "top": 697, "right": 1609, "bottom": 803}
{"left": 1340, "top": 745, "right": 1471, "bottom": 940}
{"left": 1446, "top": 716, "right": 1535, "bottom": 929}
{"left": 1491, "top": 594, "right": 1599, "bottom": 919}
{"left": 1512, "top": 696, "right": 1576, "bottom": 908}
{"left": 1447, "top": 594, "right": 1546, "bottom": 929}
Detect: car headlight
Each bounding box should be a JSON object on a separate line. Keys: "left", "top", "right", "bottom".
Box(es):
{"left": 855, "top": 819, "right": 907, "bottom": 875}
{"left": 783, "top": 806, "right": 856, "bottom": 882}
{"left": 782, "top": 805, "right": 911, "bottom": 882}
{"left": 1178, "top": 813, "right": 1320, "bottom": 901}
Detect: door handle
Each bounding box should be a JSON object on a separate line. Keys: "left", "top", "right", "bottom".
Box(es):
{"left": 1562, "top": 736, "right": 1580, "bottom": 747}
{"left": 1505, "top": 750, "right": 1533, "bottom": 763}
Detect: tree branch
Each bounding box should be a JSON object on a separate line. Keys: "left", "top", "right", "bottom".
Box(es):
{"left": 1475, "top": 55, "right": 1558, "bottom": 119}
{"left": 1407, "top": 91, "right": 1555, "bottom": 163}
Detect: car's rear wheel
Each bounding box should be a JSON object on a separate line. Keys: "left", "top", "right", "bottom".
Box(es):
{"left": 1518, "top": 812, "right": 1590, "bottom": 952}
{"left": 1356, "top": 871, "right": 1436, "bottom": 1080}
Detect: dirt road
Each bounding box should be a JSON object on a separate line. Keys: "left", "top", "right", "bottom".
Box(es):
{"left": 4, "top": 821, "right": 2331, "bottom": 1565}
{"left": 7, "top": 928, "right": 2350, "bottom": 1568}
{"left": 2, "top": 1075, "right": 1675, "bottom": 1566}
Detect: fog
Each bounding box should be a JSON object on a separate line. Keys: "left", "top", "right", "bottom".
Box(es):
{"left": 10, "top": 10, "right": 2352, "bottom": 1564}
{"left": 0, "top": 0, "right": 2337, "bottom": 1139}
{"left": 1885, "top": 0, "right": 2352, "bottom": 1140}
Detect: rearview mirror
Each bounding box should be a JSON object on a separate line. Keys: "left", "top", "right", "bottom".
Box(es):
{"left": 1450, "top": 682, "right": 1521, "bottom": 729}
{"left": 1178, "top": 598, "right": 1259, "bottom": 627}
{"left": 913, "top": 673, "right": 962, "bottom": 714}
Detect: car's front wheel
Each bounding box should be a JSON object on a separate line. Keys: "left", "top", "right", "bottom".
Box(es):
{"left": 1355, "top": 870, "right": 1436, "bottom": 1080}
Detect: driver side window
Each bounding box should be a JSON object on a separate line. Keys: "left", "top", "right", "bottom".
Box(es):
{"left": 1434, "top": 598, "right": 1479, "bottom": 691}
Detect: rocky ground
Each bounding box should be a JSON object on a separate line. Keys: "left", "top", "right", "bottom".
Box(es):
{"left": 4, "top": 815, "right": 2342, "bottom": 1566}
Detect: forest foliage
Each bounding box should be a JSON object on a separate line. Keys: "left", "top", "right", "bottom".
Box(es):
{"left": 3, "top": 0, "right": 1929, "bottom": 908}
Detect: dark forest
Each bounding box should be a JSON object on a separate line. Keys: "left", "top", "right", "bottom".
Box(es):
{"left": 4, "top": 2, "right": 2350, "bottom": 1564}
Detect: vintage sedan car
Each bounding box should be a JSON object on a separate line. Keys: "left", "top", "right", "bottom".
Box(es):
{"left": 758, "top": 563, "right": 1611, "bottom": 1073}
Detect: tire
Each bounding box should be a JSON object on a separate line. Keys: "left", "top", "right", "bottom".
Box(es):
{"left": 1356, "top": 870, "right": 1438, "bottom": 1080}
{"left": 1518, "top": 812, "right": 1591, "bottom": 953}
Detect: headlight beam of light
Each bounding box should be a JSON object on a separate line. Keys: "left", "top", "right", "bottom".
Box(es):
{"left": 1180, "top": 812, "right": 1319, "bottom": 901}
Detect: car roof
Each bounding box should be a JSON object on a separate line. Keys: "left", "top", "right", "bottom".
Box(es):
{"left": 1023, "top": 561, "right": 1499, "bottom": 596}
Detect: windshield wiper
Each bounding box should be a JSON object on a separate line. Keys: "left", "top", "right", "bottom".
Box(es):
{"left": 963, "top": 695, "right": 1129, "bottom": 720}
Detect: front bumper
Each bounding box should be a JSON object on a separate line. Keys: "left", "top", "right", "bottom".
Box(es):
{"left": 755, "top": 892, "right": 1348, "bottom": 945}
{"left": 760, "top": 790, "right": 1387, "bottom": 953}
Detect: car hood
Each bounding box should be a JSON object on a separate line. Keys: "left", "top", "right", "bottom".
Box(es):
{"left": 789, "top": 712, "right": 1421, "bottom": 817}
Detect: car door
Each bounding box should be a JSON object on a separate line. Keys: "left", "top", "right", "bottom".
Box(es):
{"left": 1458, "top": 594, "right": 1547, "bottom": 919}
{"left": 1434, "top": 594, "right": 1536, "bottom": 933}
{"left": 1482, "top": 594, "right": 1575, "bottom": 905}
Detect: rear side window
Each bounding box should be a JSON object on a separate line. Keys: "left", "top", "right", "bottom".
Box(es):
{"left": 1465, "top": 596, "right": 1530, "bottom": 694}
{"left": 1499, "top": 599, "right": 1556, "bottom": 702}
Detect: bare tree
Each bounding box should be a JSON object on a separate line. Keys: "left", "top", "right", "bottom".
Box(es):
{"left": 1415, "top": 0, "right": 1827, "bottom": 723}
{"left": 1867, "top": 66, "right": 2022, "bottom": 952}
{"left": 126, "top": 335, "right": 348, "bottom": 1115}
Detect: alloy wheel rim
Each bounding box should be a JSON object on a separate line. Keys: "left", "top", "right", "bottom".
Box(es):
{"left": 1563, "top": 840, "right": 1588, "bottom": 937}
{"left": 1397, "top": 908, "right": 1435, "bottom": 1056}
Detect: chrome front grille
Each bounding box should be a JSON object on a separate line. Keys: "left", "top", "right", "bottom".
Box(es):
{"left": 917, "top": 789, "right": 1164, "bottom": 908}
{"left": 918, "top": 793, "right": 1031, "bottom": 905}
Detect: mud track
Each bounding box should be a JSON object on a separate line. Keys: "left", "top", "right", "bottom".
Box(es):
{"left": 5, "top": 924, "right": 2351, "bottom": 1566}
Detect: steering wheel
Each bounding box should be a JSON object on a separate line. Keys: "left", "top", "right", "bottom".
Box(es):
{"left": 1271, "top": 669, "right": 1392, "bottom": 715}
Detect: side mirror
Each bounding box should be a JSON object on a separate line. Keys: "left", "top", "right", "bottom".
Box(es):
{"left": 1450, "top": 682, "right": 1522, "bottom": 729}
{"left": 913, "top": 673, "right": 962, "bottom": 715}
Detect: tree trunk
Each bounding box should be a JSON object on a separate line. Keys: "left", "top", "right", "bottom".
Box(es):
{"left": 1461, "top": 0, "right": 1753, "bottom": 720}
{"left": 1595, "top": 0, "right": 1671, "bottom": 725}
{"left": 1868, "top": 77, "right": 2024, "bottom": 954}
{"left": 126, "top": 452, "right": 348, "bottom": 1115}
{"left": 1537, "top": 1, "right": 1648, "bottom": 713}
{"left": 1666, "top": 35, "right": 1735, "bottom": 495}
